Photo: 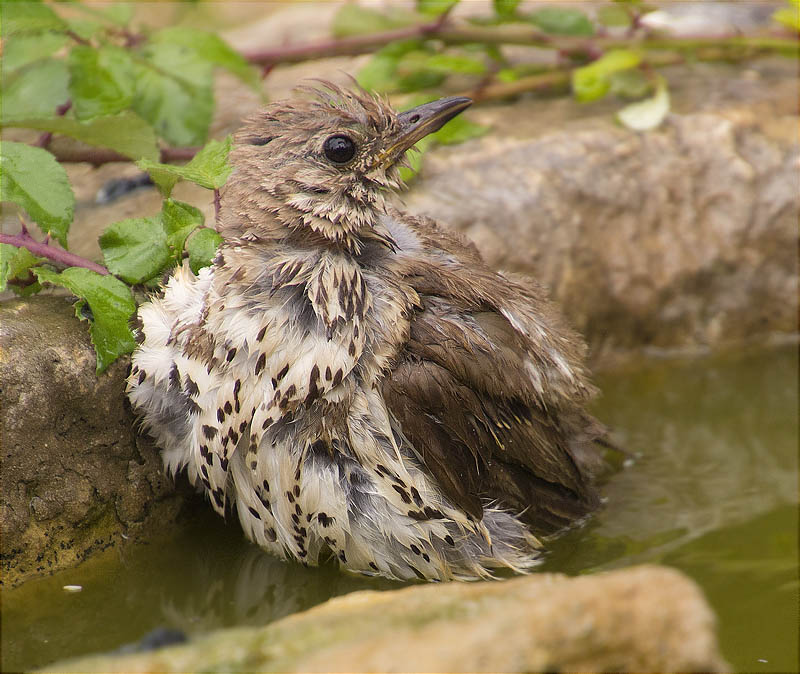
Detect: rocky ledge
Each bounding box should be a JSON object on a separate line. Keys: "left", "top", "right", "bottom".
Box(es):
{"left": 41, "top": 565, "right": 728, "bottom": 673}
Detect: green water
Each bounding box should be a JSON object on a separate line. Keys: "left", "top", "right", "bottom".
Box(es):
{"left": 2, "top": 346, "right": 798, "bottom": 672}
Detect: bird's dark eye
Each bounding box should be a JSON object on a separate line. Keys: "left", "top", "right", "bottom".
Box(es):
{"left": 323, "top": 135, "right": 356, "bottom": 164}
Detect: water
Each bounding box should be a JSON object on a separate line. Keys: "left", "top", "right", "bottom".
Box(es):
{"left": 2, "top": 346, "right": 798, "bottom": 672}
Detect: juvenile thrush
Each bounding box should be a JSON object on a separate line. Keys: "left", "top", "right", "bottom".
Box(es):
{"left": 127, "top": 84, "right": 609, "bottom": 581}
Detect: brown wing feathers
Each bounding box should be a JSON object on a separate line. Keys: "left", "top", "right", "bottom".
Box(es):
{"left": 383, "top": 216, "right": 605, "bottom": 534}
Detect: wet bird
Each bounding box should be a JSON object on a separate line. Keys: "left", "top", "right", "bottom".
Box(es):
{"left": 127, "top": 84, "right": 610, "bottom": 581}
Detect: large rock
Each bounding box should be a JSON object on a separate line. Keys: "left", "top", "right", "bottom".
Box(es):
{"left": 403, "top": 57, "right": 799, "bottom": 363}
{"left": 0, "top": 296, "right": 196, "bottom": 588}
{"left": 42, "top": 565, "right": 729, "bottom": 673}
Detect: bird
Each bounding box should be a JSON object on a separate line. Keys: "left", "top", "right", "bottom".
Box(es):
{"left": 127, "top": 83, "right": 611, "bottom": 582}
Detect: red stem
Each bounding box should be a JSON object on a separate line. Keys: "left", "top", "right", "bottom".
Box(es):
{"left": 0, "top": 231, "right": 109, "bottom": 276}
{"left": 49, "top": 145, "right": 199, "bottom": 165}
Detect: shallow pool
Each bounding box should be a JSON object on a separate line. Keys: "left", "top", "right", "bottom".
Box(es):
{"left": 3, "top": 346, "right": 797, "bottom": 672}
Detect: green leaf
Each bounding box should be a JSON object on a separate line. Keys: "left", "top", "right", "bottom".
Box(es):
{"left": 33, "top": 267, "right": 136, "bottom": 373}
{"left": 572, "top": 49, "right": 641, "bottom": 102}
{"left": 162, "top": 198, "right": 204, "bottom": 260}
{"left": 151, "top": 27, "right": 260, "bottom": 90}
{"left": 332, "top": 4, "right": 418, "bottom": 38}
{"left": 65, "top": 1, "right": 134, "bottom": 27}
{"left": 98, "top": 216, "right": 170, "bottom": 284}
{"left": 356, "top": 40, "right": 423, "bottom": 92}
{"left": 1, "top": 59, "right": 70, "bottom": 123}
{"left": 0, "top": 142, "right": 74, "bottom": 247}
{"left": 0, "top": 244, "right": 43, "bottom": 293}
{"left": 1, "top": 33, "right": 68, "bottom": 73}
{"left": 417, "top": 0, "right": 460, "bottom": 16}
{"left": 186, "top": 228, "right": 222, "bottom": 274}
{"left": 4, "top": 112, "right": 160, "bottom": 162}
{"left": 609, "top": 68, "right": 651, "bottom": 99}
{"left": 2, "top": 1, "right": 68, "bottom": 35}
{"left": 616, "top": 80, "right": 670, "bottom": 131}
{"left": 529, "top": 7, "right": 595, "bottom": 35}
{"left": 432, "top": 115, "right": 489, "bottom": 145}
{"left": 598, "top": 5, "right": 632, "bottom": 27}
{"left": 773, "top": 1, "right": 800, "bottom": 32}
{"left": 68, "top": 45, "right": 135, "bottom": 120}
{"left": 138, "top": 136, "right": 232, "bottom": 195}
{"left": 493, "top": 0, "right": 521, "bottom": 19}
{"left": 133, "top": 43, "right": 214, "bottom": 147}
{"left": 424, "top": 53, "right": 486, "bottom": 75}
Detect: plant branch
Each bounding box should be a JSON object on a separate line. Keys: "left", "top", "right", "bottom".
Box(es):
{"left": 49, "top": 145, "right": 198, "bottom": 165}
{"left": 242, "top": 21, "right": 799, "bottom": 65}
{"left": 0, "top": 230, "right": 109, "bottom": 276}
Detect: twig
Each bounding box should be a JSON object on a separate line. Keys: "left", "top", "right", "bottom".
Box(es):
{"left": 213, "top": 189, "right": 221, "bottom": 229}
{"left": 49, "top": 145, "right": 199, "bottom": 165}
{"left": 0, "top": 230, "right": 109, "bottom": 276}
{"left": 35, "top": 100, "right": 73, "bottom": 149}
{"left": 242, "top": 22, "right": 798, "bottom": 65}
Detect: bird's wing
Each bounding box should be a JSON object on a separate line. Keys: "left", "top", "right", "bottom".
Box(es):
{"left": 381, "top": 216, "right": 606, "bottom": 533}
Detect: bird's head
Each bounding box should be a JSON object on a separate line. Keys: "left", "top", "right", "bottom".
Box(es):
{"left": 220, "top": 83, "right": 471, "bottom": 249}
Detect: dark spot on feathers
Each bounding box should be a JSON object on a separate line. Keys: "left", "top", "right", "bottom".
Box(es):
{"left": 294, "top": 467, "right": 301, "bottom": 481}
{"left": 202, "top": 425, "right": 218, "bottom": 440}
{"left": 248, "top": 506, "right": 261, "bottom": 520}
{"left": 291, "top": 514, "right": 299, "bottom": 524}
{"left": 325, "top": 366, "right": 332, "bottom": 381}
{"left": 212, "top": 489, "right": 224, "bottom": 508}
{"left": 410, "top": 566, "right": 425, "bottom": 580}
{"left": 410, "top": 486, "right": 423, "bottom": 507}
{"left": 410, "top": 544, "right": 420, "bottom": 555}
{"left": 226, "top": 347, "right": 236, "bottom": 362}
{"left": 233, "top": 379, "right": 241, "bottom": 400}
{"left": 332, "top": 369, "right": 343, "bottom": 387}
{"left": 168, "top": 363, "right": 180, "bottom": 389}
{"left": 187, "top": 398, "right": 201, "bottom": 416}
{"left": 392, "top": 485, "right": 411, "bottom": 504}
{"left": 224, "top": 400, "right": 233, "bottom": 414}
{"left": 407, "top": 510, "right": 427, "bottom": 521}
{"left": 217, "top": 408, "right": 225, "bottom": 422}
{"left": 444, "top": 534, "right": 455, "bottom": 546}
{"left": 286, "top": 490, "right": 295, "bottom": 503}
{"left": 250, "top": 460, "right": 257, "bottom": 470}
{"left": 424, "top": 506, "right": 445, "bottom": 519}
{"left": 137, "top": 370, "right": 146, "bottom": 385}
{"left": 310, "top": 364, "right": 319, "bottom": 383}
{"left": 262, "top": 417, "right": 272, "bottom": 430}
{"left": 318, "top": 512, "right": 334, "bottom": 527}
{"left": 239, "top": 420, "right": 247, "bottom": 433}
{"left": 293, "top": 484, "right": 300, "bottom": 497}
{"left": 369, "top": 562, "right": 378, "bottom": 571}
{"left": 219, "top": 457, "right": 229, "bottom": 471}
{"left": 262, "top": 479, "right": 270, "bottom": 492}
{"left": 266, "top": 527, "right": 277, "bottom": 542}
{"left": 255, "top": 353, "right": 266, "bottom": 375}
{"left": 256, "top": 326, "right": 267, "bottom": 342}
{"left": 184, "top": 375, "right": 199, "bottom": 397}
{"left": 338, "top": 550, "right": 347, "bottom": 563}
{"left": 276, "top": 363, "right": 289, "bottom": 381}
{"left": 422, "top": 552, "right": 430, "bottom": 562}
{"left": 348, "top": 341, "right": 356, "bottom": 357}
{"left": 295, "top": 503, "right": 302, "bottom": 516}
{"left": 201, "top": 464, "right": 208, "bottom": 478}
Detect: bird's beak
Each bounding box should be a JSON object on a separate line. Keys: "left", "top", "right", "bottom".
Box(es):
{"left": 377, "top": 96, "right": 472, "bottom": 168}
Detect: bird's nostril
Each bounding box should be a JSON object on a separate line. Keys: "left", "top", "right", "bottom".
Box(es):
{"left": 408, "top": 114, "right": 420, "bottom": 124}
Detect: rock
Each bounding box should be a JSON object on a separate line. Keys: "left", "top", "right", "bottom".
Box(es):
{"left": 402, "top": 57, "right": 799, "bottom": 364}
{"left": 41, "top": 565, "right": 729, "bottom": 673}
{"left": 0, "top": 296, "right": 196, "bottom": 588}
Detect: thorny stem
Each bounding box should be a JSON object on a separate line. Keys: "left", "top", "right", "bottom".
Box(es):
{"left": 48, "top": 145, "right": 198, "bottom": 166}
{"left": 35, "top": 100, "right": 73, "bottom": 149}
{"left": 213, "top": 189, "right": 221, "bottom": 229}
{"left": 0, "top": 230, "right": 109, "bottom": 276}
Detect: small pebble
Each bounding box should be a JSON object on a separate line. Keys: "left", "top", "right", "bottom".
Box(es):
{"left": 62, "top": 585, "right": 83, "bottom": 593}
